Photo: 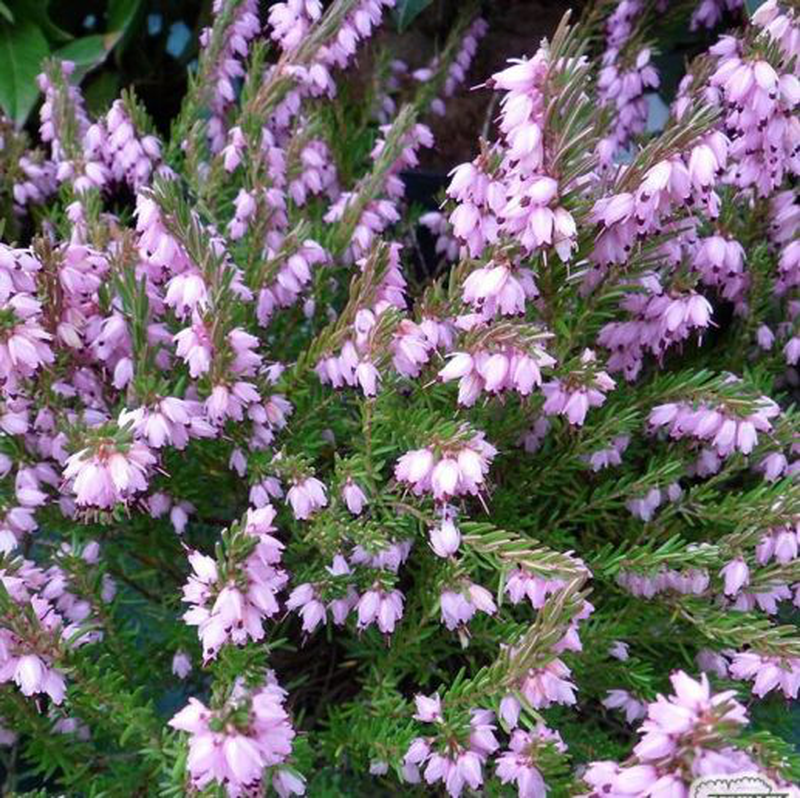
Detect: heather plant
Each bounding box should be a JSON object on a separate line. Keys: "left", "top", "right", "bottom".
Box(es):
{"left": 0, "top": 0, "right": 798, "bottom": 796}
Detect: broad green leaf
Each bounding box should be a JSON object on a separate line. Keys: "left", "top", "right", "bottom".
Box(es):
{"left": 393, "top": 0, "right": 434, "bottom": 31}
{"left": 0, "top": 2, "right": 13, "bottom": 23}
{"left": 10, "top": 0, "right": 73, "bottom": 43}
{"left": 55, "top": 31, "right": 122, "bottom": 82}
{"left": 745, "top": 0, "right": 767, "bottom": 14}
{"left": 108, "top": 0, "right": 143, "bottom": 32}
{"left": 37, "top": 13, "right": 73, "bottom": 43}
{"left": 0, "top": 18, "right": 49, "bottom": 125}
{"left": 108, "top": 0, "right": 143, "bottom": 54}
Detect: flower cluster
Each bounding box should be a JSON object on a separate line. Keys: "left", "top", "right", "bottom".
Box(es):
{"left": 582, "top": 672, "right": 796, "bottom": 797}
{"left": 496, "top": 725, "right": 568, "bottom": 797}
{"left": 541, "top": 350, "right": 616, "bottom": 426}
{"left": 286, "top": 547, "right": 407, "bottom": 636}
{"left": 729, "top": 650, "right": 800, "bottom": 699}
{"left": 181, "top": 508, "right": 288, "bottom": 660}
{"left": 648, "top": 395, "right": 780, "bottom": 457}
{"left": 439, "top": 335, "right": 555, "bottom": 406}
{"left": 404, "top": 694, "right": 500, "bottom": 797}
{"left": 598, "top": 47, "right": 660, "bottom": 153}
{"left": 618, "top": 566, "right": 710, "bottom": 597}
{"left": 598, "top": 276, "right": 714, "bottom": 380}
{"left": 169, "top": 672, "right": 301, "bottom": 797}
{"left": 446, "top": 44, "right": 579, "bottom": 261}
{"left": 707, "top": 6, "right": 800, "bottom": 197}
{"left": 199, "top": 0, "right": 261, "bottom": 152}
{"left": 0, "top": 545, "right": 110, "bottom": 705}
{"left": 395, "top": 431, "right": 497, "bottom": 501}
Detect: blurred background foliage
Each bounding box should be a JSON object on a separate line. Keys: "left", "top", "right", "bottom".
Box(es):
{"left": 0, "top": 0, "right": 205, "bottom": 129}
{"left": 0, "top": 0, "right": 761, "bottom": 167}
{"left": 0, "top": 0, "right": 441, "bottom": 132}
